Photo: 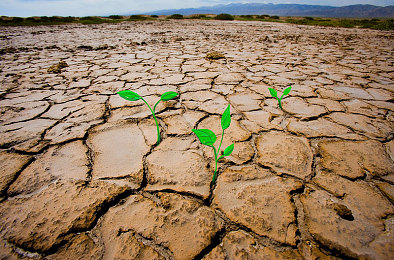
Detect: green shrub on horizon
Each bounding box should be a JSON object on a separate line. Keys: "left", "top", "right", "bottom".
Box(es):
{"left": 257, "top": 14, "right": 270, "bottom": 19}
{"left": 237, "top": 15, "right": 260, "bottom": 21}
{"left": 39, "top": 16, "right": 74, "bottom": 23}
{"left": 25, "top": 17, "right": 36, "bottom": 22}
{"left": 128, "top": 15, "right": 149, "bottom": 21}
{"left": 189, "top": 14, "right": 209, "bottom": 19}
{"left": 167, "top": 14, "right": 183, "bottom": 19}
{"left": 109, "top": 15, "right": 123, "bottom": 19}
{"left": 80, "top": 16, "right": 97, "bottom": 20}
{"left": 215, "top": 13, "right": 234, "bottom": 20}
{"left": 78, "top": 16, "right": 112, "bottom": 24}
{"left": 372, "top": 18, "right": 394, "bottom": 30}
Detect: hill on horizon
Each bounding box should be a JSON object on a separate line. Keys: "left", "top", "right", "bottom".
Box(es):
{"left": 142, "top": 3, "right": 394, "bottom": 18}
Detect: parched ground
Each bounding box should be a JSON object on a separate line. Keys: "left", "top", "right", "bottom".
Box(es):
{"left": 0, "top": 19, "right": 393, "bottom": 259}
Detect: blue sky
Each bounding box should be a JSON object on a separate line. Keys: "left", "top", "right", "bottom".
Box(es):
{"left": 1, "top": 0, "right": 393, "bottom": 17}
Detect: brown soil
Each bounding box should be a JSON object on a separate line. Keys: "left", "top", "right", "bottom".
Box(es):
{"left": 0, "top": 20, "right": 393, "bottom": 259}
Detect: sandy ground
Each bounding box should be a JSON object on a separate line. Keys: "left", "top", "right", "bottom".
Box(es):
{"left": 0, "top": 19, "right": 393, "bottom": 259}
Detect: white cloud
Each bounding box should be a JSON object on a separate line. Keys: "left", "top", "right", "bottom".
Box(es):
{"left": 0, "top": 0, "right": 392, "bottom": 17}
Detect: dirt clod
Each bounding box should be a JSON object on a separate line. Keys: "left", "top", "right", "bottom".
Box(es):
{"left": 47, "top": 61, "right": 68, "bottom": 73}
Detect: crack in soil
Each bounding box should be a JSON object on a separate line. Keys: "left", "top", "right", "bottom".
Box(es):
{"left": 0, "top": 20, "right": 392, "bottom": 259}
{"left": 118, "top": 227, "right": 175, "bottom": 260}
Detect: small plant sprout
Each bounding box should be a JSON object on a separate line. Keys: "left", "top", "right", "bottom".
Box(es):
{"left": 192, "top": 104, "right": 234, "bottom": 186}
{"left": 268, "top": 86, "right": 292, "bottom": 110}
{"left": 117, "top": 90, "right": 178, "bottom": 145}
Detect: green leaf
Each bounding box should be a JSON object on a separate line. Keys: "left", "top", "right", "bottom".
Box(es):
{"left": 160, "top": 91, "right": 178, "bottom": 101}
{"left": 192, "top": 129, "right": 217, "bottom": 146}
{"left": 117, "top": 90, "right": 141, "bottom": 101}
{"left": 268, "top": 88, "right": 278, "bottom": 98}
{"left": 223, "top": 143, "right": 234, "bottom": 156}
{"left": 221, "top": 105, "right": 231, "bottom": 130}
{"left": 283, "top": 86, "right": 292, "bottom": 96}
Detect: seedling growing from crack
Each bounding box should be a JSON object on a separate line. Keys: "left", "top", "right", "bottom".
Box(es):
{"left": 268, "top": 86, "right": 292, "bottom": 110}
{"left": 117, "top": 90, "right": 178, "bottom": 145}
{"left": 192, "top": 104, "right": 234, "bottom": 187}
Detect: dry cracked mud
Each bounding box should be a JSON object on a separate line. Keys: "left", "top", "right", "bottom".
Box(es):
{"left": 0, "top": 19, "right": 393, "bottom": 259}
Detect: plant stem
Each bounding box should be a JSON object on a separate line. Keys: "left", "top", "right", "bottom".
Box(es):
{"left": 152, "top": 99, "right": 162, "bottom": 144}
{"left": 141, "top": 98, "right": 161, "bottom": 145}
{"left": 211, "top": 129, "right": 225, "bottom": 185}
{"left": 218, "top": 129, "right": 224, "bottom": 154}
{"left": 153, "top": 100, "right": 161, "bottom": 113}
{"left": 278, "top": 98, "right": 283, "bottom": 110}
{"left": 211, "top": 145, "right": 218, "bottom": 185}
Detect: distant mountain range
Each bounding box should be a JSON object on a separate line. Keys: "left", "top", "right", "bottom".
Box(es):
{"left": 144, "top": 3, "right": 394, "bottom": 18}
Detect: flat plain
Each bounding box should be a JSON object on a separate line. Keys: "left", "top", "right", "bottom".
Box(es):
{"left": 0, "top": 19, "right": 393, "bottom": 259}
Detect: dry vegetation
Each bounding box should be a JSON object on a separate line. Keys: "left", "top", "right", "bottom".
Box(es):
{"left": 1, "top": 14, "right": 393, "bottom": 30}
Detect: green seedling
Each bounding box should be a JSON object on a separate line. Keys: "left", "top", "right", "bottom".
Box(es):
{"left": 268, "top": 86, "right": 292, "bottom": 110}
{"left": 192, "top": 104, "right": 234, "bottom": 186}
{"left": 117, "top": 90, "right": 178, "bottom": 145}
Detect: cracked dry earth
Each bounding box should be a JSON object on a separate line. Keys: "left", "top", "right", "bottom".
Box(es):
{"left": 0, "top": 19, "right": 393, "bottom": 260}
